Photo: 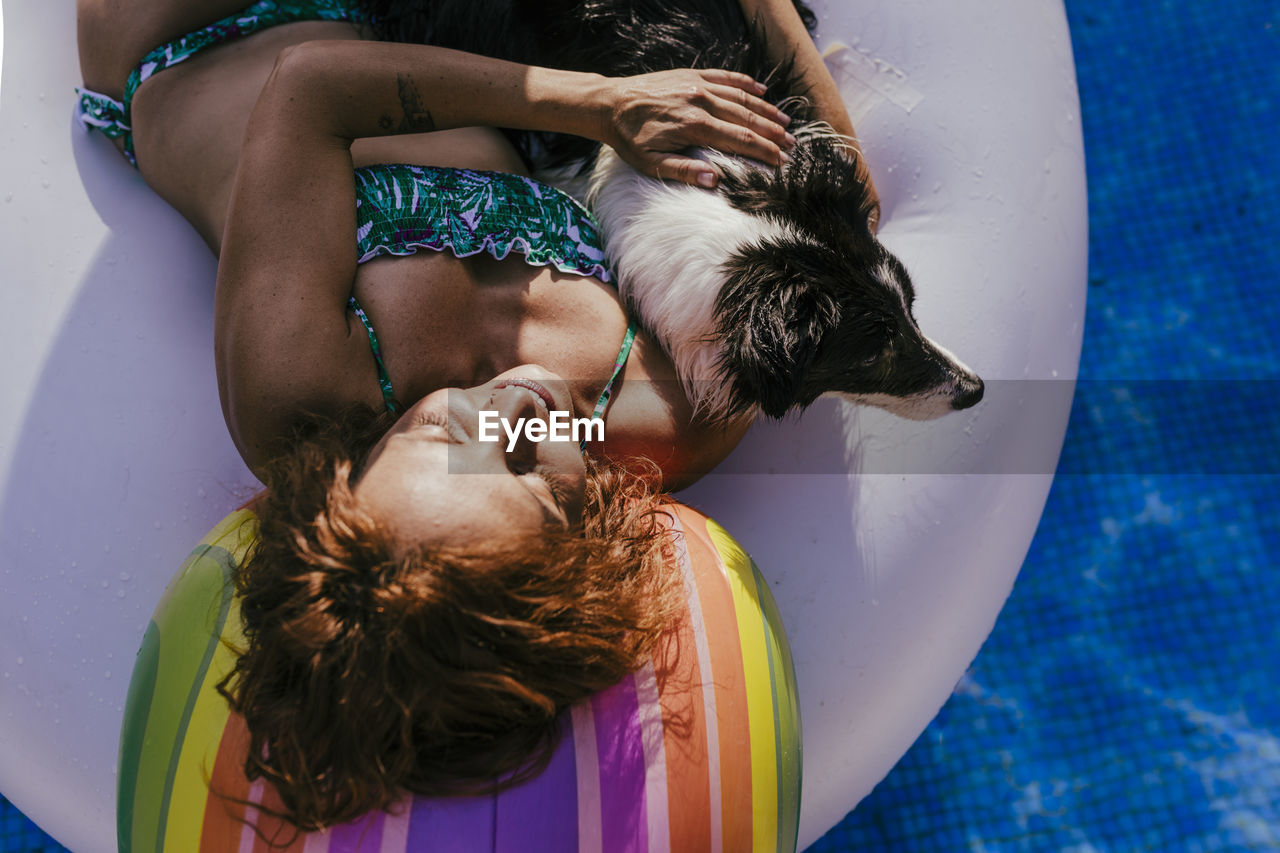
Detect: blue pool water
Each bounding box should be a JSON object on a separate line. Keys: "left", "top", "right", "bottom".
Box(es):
{"left": 4, "top": 0, "right": 1278, "bottom": 849}
{"left": 807, "top": 0, "right": 1280, "bottom": 851}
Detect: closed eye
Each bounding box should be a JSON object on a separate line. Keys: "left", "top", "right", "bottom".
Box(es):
{"left": 515, "top": 467, "right": 564, "bottom": 505}
{"left": 518, "top": 470, "right": 571, "bottom": 527}
{"left": 536, "top": 469, "right": 570, "bottom": 508}
{"left": 504, "top": 457, "right": 564, "bottom": 510}
{"left": 414, "top": 408, "right": 464, "bottom": 443}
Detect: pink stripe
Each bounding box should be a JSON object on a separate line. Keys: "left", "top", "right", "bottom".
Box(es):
{"left": 379, "top": 797, "right": 412, "bottom": 853}
{"left": 669, "top": 512, "right": 723, "bottom": 852}
{"left": 634, "top": 662, "right": 670, "bottom": 853}
{"left": 572, "top": 702, "right": 604, "bottom": 853}
{"left": 238, "top": 778, "right": 268, "bottom": 853}
{"left": 303, "top": 830, "right": 331, "bottom": 853}
{"left": 592, "top": 676, "right": 647, "bottom": 852}
{"left": 330, "top": 810, "right": 383, "bottom": 852}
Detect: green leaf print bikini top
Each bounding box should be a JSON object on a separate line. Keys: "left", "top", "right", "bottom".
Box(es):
{"left": 349, "top": 164, "right": 636, "bottom": 447}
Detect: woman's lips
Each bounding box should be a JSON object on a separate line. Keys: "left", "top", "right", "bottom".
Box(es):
{"left": 494, "top": 378, "right": 559, "bottom": 412}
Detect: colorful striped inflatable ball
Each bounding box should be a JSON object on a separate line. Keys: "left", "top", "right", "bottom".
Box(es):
{"left": 117, "top": 502, "right": 801, "bottom": 852}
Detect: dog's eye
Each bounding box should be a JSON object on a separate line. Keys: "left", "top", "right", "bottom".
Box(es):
{"left": 859, "top": 353, "right": 880, "bottom": 367}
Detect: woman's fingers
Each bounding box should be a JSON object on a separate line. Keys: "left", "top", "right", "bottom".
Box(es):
{"left": 692, "top": 114, "right": 791, "bottom": 167}
{"left": 705, "top": 82, "right": 791, "bottom": 129}
{"left": 606, "top": 67, "right": 797, "bottom": 179}
{"left": 703, "top": 86, "right": 794, "bottom": 150}
{"left": 687, "top": 72, "right": 793, "bottom": 165}
{"left": 647, "top": 154, "right": 722, "bottom": 188}
{"left": 694, "top": 67, "right": 768, "bottom": 95}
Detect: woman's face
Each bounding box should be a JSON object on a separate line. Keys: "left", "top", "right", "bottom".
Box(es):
{"left": 355, "top": 366, "right": 588, "bottom": 551}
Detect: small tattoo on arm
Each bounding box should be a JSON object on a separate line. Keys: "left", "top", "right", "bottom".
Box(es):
{"left": 396, "top": 74, "right": 436, "bottom": 133}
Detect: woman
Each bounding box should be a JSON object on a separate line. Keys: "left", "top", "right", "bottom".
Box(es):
{"left": 76, "top": 0, "right": 864, "bottom": 829}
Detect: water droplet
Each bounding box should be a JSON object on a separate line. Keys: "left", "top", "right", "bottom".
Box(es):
{"left": 119, "top": 571, "right": 131, "bottom": 582}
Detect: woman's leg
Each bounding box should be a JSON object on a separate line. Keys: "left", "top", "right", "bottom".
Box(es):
{"left": 77, "top": 0, "right": 527, "bottom": 251}
{"left": 78, "top": 0, "right": 366, "bottom": 249}
{"left": 77, "top": 0, "right": 255, "bottom": 96}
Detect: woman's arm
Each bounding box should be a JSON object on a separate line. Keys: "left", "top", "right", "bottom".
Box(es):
{"left": 266, "top": 41, "right": 793, "bottom": 185}
{"left": 736, "top": 0, "right": 882, "bottom": 230}
{"left": 215, "top": 41, "right": 791, "bottom": 468}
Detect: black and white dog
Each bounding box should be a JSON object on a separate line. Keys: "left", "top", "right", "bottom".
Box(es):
{"left": 362, "top": 0, "right": 984, "bottom": 422}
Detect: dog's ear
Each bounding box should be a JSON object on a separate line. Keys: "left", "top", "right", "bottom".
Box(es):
{"left": 716, "top": 275, "right": 841, "bottom": 419}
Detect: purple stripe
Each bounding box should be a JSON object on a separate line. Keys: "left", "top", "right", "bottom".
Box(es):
{"left": 592, "top": 677, "right": 648, "bottom": 853}
{"left": 406, "top": 792, "right": 497, "bottom": 852}
{"left": 494, "top": 714, "right": 579, "bottom": 852}
{"left": 329, "top": 811, "right": 383, "bottom": 852}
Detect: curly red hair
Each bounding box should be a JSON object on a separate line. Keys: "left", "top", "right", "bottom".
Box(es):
{"left": 218, "top": 406, "right": 681, "bottom": 831}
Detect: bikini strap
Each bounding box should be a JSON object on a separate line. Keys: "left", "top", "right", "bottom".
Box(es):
{"left": 74, "top": 90, "right": 131, "bottom": 150}
{"left": 582, "top": 322, "right": 637, "bottom": 452}
{"left": 348, "top": 296, "right": 399, "bottom": 414}
{"left": 349, "top": 292, "right": 631, "bottom": 440}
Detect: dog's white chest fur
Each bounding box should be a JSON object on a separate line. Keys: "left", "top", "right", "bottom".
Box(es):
{"left": 584, "top": 148, "right": 789, "bottom": 418}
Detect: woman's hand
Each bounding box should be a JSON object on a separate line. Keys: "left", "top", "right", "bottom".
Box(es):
{"left": 599, "top": 68, "right": 795, "bottom": 187}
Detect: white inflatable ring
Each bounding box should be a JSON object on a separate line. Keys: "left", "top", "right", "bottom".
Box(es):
{"left": 0, "top": 0, "right": 1086, "bottom": 849}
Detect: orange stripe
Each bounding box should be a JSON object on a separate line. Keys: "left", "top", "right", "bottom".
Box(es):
{"left": 656, "top": 520, "right": 711, "bottom": 853}
{"left": 680, "top": 513, "right": 753, "bottom": 852}
{"left": 199, "top": 710, "right": 311, "bottom": 853}
{"left": 250, "top": 778, "right": 311, "bottom": 853}
{"left": 200, "top": 712, "right": 253, "bottom": 853}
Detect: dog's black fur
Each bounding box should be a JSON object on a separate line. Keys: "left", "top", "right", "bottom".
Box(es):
{"left": 358, "top": 0, "right": 813, "bottom": 171}
{"left": 357, "top": 0, "right": 983, "bottom": 421}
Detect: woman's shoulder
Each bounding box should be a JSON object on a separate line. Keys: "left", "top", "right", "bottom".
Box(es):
{"left": 599, "top": 331, "right": 751, "bottom": 490}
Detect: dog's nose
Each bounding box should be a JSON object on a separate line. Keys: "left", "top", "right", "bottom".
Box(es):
{"left": 951, "top": 375, "right": 984, "bottom": 410}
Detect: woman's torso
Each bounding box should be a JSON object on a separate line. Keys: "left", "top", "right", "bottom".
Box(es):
{"left": 83, "top": 6, "right": 742, "bottom": 483}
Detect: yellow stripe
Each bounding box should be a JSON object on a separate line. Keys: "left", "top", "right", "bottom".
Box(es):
{"left": 165, "top": 597, "right": 246, "bottom": 850}
{"left": 134, "top": 523, "right": 246, "bottom": 852}
{"left": 706, "top": 520, "right": 778, "bottom": 853}
{"left": 752, "top": 558, "right": 802, "bottom": 852}
{"left": 161, "top": 513, "right": 256, "bottom": 851}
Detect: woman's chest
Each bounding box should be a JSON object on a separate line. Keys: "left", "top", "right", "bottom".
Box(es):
{"left": 351, "top": 252, "right": 632, "bottom": 410}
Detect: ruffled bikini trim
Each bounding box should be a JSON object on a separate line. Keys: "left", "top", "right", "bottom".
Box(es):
{"left": 356, "top": 237, "right": 612, "bottom": 283}
{"left": 354, "top": 164, "right": 612, "bottom": 283}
